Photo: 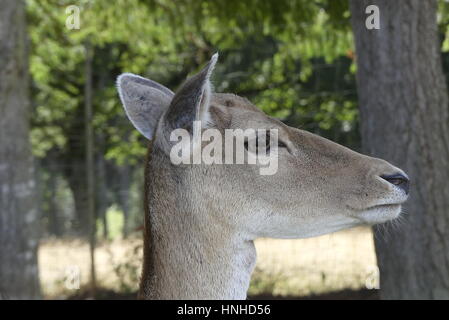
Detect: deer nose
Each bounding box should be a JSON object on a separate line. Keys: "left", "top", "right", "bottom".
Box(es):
{"left": 381, "top": 173, "right": 410, "bottom": 195}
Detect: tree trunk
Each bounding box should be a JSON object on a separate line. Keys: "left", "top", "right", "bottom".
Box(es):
{"left": 47, "top": 157, "right": 61, "bottom": 237}
{"left": 118, "top": 165, "right": 131, "bottom": 238}
{"left": 66, "top": 158, "right": 89, "bottom": 236}
{"left": 96, "top": 152, "right": 109, "bottom": 239}
{"left": 64, "top": 101, "right": 89, "bottom": 237}
{"left": 84, "top": 41, "right": 97, "bottom": 296}
{"left": 0, "top": 0, "right": 41, "bottom": 299}
{"left": 350, "top": 0, "right": 449, "bottom": 299}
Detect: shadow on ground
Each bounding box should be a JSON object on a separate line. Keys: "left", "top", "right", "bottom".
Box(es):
{"left": 67, "top": 288, "right": 379, "bottom": 300}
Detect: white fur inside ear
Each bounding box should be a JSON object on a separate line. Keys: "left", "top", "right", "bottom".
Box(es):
{"left": 197, "top": 53, "right": 219, "bottom": 127}
{"left": 198, "top": 82, "right": 213, "bottom": 127}
{"left": 206, "top": 53, "right": 218, "bottom": 79}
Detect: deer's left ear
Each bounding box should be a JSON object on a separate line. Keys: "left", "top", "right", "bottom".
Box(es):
{"left": 162, "top": 53, "right": 218, "bottom": 134}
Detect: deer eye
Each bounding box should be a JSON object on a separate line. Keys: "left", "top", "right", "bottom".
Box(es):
{"left": 260, "top": 132, "right": 271, "bottom": 153}
{"left": 243, "top": 133, "right": 270, "bottom": 153}
{"left": 243, "top": 132, "right": 287, "bottom": 153}
{"left": 277, "top": 140, "right": 287, "bottom": 149}
{"left": 263, "top": 132, "right": 288, "bottom": 151}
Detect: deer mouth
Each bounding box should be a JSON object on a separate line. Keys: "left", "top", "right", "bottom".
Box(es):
{"left": 354, "top": 203, "right": 402, "bottom": 225}
{"left": 346, "top": 200, "right": 404, "bottom": 224}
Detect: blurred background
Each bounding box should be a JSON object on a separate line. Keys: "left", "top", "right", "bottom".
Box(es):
{"left": 1, "top": 0, "right": 449, "bottom": 299}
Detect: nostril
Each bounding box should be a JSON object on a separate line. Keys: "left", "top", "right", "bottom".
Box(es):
{"left": 381, "top": 173, "right": 410, "bottom": 195}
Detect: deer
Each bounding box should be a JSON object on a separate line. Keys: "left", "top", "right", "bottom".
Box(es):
{"left": 116, "top": 53, "right": 410, "bottom": 300}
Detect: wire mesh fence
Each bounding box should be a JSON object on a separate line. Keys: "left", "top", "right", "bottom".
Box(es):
{"left": 33, "top": 51, "right": 376, "bottom": 299}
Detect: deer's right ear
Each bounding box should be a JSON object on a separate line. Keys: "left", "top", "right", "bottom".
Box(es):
{"left": 162, "top": 53, "right": 218, "bottom": 134}
{"left": 117, "top": 73, "right": 174, "bottom": 140}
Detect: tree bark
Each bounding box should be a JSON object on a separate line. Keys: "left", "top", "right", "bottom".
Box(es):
{"left": 84, "top": 41, "right": 97, "bottom": 296}
{"left": 64, "top": 102, "right": 89, "bottom": 236}
{"left": 46, "top": 156, "right": 62, "bottom": 237}
{"left": 0, "top": 0, "right": 41, "bottom": 299}
{"left": 118, "top": 165, "right": 131, "bottom": 238}
{"left": 96, "top": 152, "right": 109, "bottom": 239}
{"left": 66, "top": 157, "right": 89, "bottom": 236}
{"left": 350, "top": 0, "right": 449, "bottom": 299}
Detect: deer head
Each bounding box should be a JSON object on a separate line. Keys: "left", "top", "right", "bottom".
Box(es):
{"left": 117, "top": 54, "right": 409, "bottom": 299}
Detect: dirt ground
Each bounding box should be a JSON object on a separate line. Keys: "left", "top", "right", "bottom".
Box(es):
{"left": 38, "top": 226, "right": 379, "bottom": 299}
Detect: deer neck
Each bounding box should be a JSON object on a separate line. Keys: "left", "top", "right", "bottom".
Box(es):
{"left": 139, "top": 158, "right": 257, "bottom": 299}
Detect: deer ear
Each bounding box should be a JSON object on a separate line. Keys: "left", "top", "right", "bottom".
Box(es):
{"left": 117, "top": 73, "right": 174, "bottom": 140}
{"left": 162, "top": 53, "right": 218, "bottom": 134}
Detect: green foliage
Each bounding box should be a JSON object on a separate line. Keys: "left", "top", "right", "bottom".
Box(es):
{"left": 27, "top": 0, "right": 357, "bottom": 163}
{"left": 27, "top": 0, "right": 360, "bottom": 237}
